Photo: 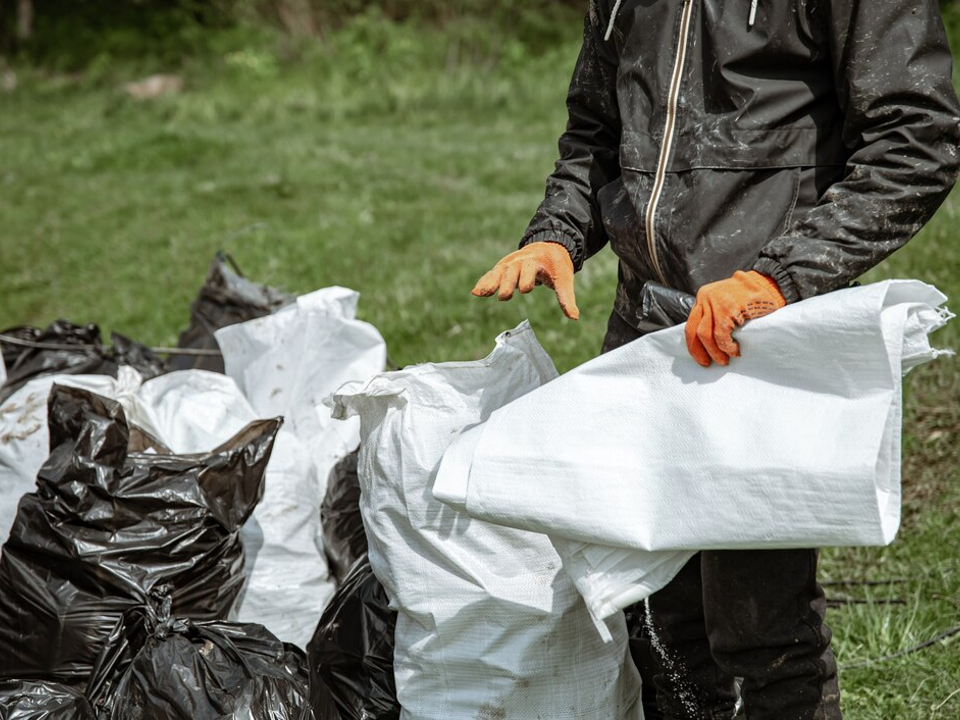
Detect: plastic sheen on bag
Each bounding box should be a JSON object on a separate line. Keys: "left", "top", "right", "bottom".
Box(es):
{"left": 0, "top": 385, "right": 280, "bottom": 686}
{"left": 170, "top": 253, "right": 295, "bottom": 373}
{"left": 320, "top": 451, "right": 368, "bottom": 583}
{"left": 86, "top": 589, "right": 314, "bottom": 720}
{"left": 0, "top": 680, "right": 96, "bottom": 720}
{"left": 134, "top": 369, "right": 334, "bottom": 649}
{"left": 0, "top": 320, "right": 165, "bottom": 404}
{"left": 0, "top": 371, "right": 138, "bottom": 550}
{"left": 307, "top": 556, "right": 399, "bottom": 720}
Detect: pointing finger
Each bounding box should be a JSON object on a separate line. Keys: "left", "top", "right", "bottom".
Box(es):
{"left": 552, "top": 270, "right": 580, "bottom": 320}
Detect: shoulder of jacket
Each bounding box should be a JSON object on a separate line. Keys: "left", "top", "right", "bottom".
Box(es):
{"left": 588, "top": 0, "right": 615, "bottom": 28}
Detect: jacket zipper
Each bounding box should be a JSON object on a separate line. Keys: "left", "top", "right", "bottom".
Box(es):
{"left": 644, "top": 0, "right": 695, "bottom": 285}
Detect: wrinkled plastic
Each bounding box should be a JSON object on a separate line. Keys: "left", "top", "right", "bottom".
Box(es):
{"left": 0, "top": 385, "right": 280, "bottom": 685}
{"left": 0, "top": 320, "right": 164, "bottom": 403}
{"left": 135, "top": 369, "right": 333, "bottom": 648}
{"left": 320, "top": 451, "right": 368, "bottom": 583}
{"left": 214, "top": 286, "right": 387, "bottom": 640}
{"left": 87, "top": 590, "right": 314, "bottom": 720}
{"left": 307, "top": 556, "right": 399, "bottom": 720}
{"left": 170, "top": 252, "right": 294, "bottom": 373}
{"left": 0, "top": 680, "right": 96, "bottom": 720}
{"left": 636, "top": 282, "right": 695, "bottom": 333}
{"left": 0, "top": 371, "right": 137, "bottom": 548}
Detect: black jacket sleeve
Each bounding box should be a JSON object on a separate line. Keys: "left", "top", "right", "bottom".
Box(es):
{"left": 520, "top": 1, "right": 622, "bottom": 271}
{"left": 754, "top": 0, "right": 960, "bottom": 302}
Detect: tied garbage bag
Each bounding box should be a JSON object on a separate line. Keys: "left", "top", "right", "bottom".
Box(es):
{"left": 330, "top": 322, "right": 642, "bottom": 720}
{"left": 170, "top": 252, "right": 295, "bottom": 373}
{"left": 0, "top": 320, "right": 165, "bottom": 403}
{"left": 307, "top": 556, "right": 399, "bottom": 720}
{"left": 0, "top": 680, "right": 96, "bottom": 719}
{"left": 433, "top": 280, "right": 953, "bottom": 619}
{"left": 136, "top": 370, "right": 332, "bottom": 648}
{"left": 0, "top": 385, "right": 280, "bottom": 685}
{"left": 320, "top": 451, "right": 368, "bottom": 583}
{"left": 86, "top": 589, "right": 314, "bottom": 720}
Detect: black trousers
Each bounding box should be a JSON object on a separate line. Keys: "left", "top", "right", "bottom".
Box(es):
{"left": 602, "top": 310, "right": 843, "bottom": 720}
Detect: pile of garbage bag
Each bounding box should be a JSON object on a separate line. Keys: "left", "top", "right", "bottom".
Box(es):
{"left": 0, "top": 319, "right": 164, "bottom": 404}
{"left": 307, "top": 556, "right": 399, "bottom": 720}
{"left": 0, "top": 385, "right": 278, "bottom": 684}
{"left": 5, "top": 255, "right": 943, "bottom": 720}
{"left": 321, "top": 451, "right": 368, "bottom": 583}
{"left": 0, "top": 259, "right": 395, "bottom": 718}
{"left": 169, "top": 252, "right": 295, "bottom": 373}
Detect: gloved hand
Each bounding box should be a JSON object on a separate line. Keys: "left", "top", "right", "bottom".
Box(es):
{"left": 685, "top": 270, "right": 786, "bottom": 367}
{"left": 472, "top": 242, "right": 580, "bottom": 320}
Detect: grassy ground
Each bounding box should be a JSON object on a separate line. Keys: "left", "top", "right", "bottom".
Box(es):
{"left": 1, "top": 14, "right": 958, "bottom": 718}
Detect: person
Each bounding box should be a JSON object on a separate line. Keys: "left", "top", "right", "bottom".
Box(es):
{"left": 471, "top": 0, "right": 960, "bottom": 718}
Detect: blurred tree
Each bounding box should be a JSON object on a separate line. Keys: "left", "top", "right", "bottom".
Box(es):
{"left": 16, "top": 0, "right": 32, "bottom": 40}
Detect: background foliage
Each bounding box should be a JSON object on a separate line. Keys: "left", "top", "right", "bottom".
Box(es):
{"left": 0, "top": 3, "right": 958, "bottom": 718}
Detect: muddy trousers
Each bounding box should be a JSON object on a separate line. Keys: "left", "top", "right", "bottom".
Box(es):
{"left": 636, "top": 550, "right": 843, "bottom": 720}
{"left": 601, "top": 310, "right": 842, "bottom": 720}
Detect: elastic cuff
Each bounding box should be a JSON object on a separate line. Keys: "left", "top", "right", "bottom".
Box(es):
{"left": 753, "top": 257, "right": 801, "bottom": 304}
{"left": 520, "top": 230, "right": 584, "bottom": 271}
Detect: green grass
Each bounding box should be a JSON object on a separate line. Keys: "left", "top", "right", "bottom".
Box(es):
{"left": 1, "top": 14, "right": 958, "bottom": 718}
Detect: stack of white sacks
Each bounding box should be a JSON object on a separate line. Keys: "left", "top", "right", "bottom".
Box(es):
{"left": 0, "top": 287, "right": 386, "bottom": 649}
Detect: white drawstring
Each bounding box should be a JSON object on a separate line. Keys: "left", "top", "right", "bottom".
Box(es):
{"left": 605, "top": 0, "right": 625, "bottom": 41}
{"left": 748, "top": 0, "right": 758, "bottom": 27}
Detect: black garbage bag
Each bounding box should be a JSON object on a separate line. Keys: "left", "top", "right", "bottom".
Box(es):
{"left": 0, "top": 320, "right": 166, "bottom": 403}
{"left": 170, "top": 252, "right": 295, "bottom": 373}
{"left": 320, "top": 451, "right": 368, "bottom": 583}
{"left": 307, "top": 556, "right": 399, "bottom": 720}
{"left": 0, "top": 385, "right": 280, "bottom": 686}
{"left": 636, "top": 282, "right": 696, "bottom": 334}
{"left": 0, "top": 679, "right": 96, "bottom": 720}
{"left": 86, "top": 590, "right": 314, "bottom": 720}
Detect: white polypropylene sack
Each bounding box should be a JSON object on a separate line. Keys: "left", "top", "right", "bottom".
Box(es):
{"left": 0, "top": 368, "right": 146, "bottom": 547}
{"left": 329, "top": 322, "right": 643, "bottom": 720}
{"left": 213, "top": 286, "right": 386, "bottom": 642}
{"left": 216, "top": 287, "right": 387, "bottom": 496}
{"left": 434, "top": 280, "right": 952, "bottom": 619}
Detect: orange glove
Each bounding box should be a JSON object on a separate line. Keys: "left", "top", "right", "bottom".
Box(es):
{"left": 472, "top": 242, "right": 580, "bottom": 320}
{"left": 685, "top": 270, "right": 786, "bottom": 367}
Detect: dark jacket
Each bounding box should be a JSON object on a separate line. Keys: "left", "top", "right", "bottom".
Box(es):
{"left": 521, "top": 0, "right": 960, "bottom": 326}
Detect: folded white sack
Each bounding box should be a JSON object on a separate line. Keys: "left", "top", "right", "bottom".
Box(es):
{"left": 329, "top": 322, "right": 642, "bottom": 720}
{"left": 433, "top": 280, "right": 952, "bottom": 619}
